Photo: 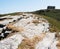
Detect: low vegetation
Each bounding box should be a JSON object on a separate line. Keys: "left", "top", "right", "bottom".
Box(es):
{"left": 0, "top": 9, "right": 60, "bottom": 32}
{"left": 33, "top": 9, "right": 60, "bottom": 32}
{"left": 0, "top": 12, "right": 23, "bottom": 17}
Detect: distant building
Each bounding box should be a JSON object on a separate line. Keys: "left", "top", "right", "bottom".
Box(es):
{"left": 47, "top": 6, "right": 55, "bottom": 10}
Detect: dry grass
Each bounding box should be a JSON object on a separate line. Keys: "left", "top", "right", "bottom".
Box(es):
{"left": 7, "top": 24, "right": 24, "bottom": 32}
{"left": 17, "top": 33, "right": 46, "bottom": 49}
{"left": 32, "top": 19, "right": 39, "bottom": 23}
{"left": 18, "top": 38, "right": 35, "bottom": 49}
{"left": 57, "top": 41, "right": 60, "bottom": 49}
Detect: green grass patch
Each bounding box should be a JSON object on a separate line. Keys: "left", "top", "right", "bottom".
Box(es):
{"left": 33, "top": 9, "right": 60, "bottom": 32}
{"left": 43, "top": 15, "right": 60, "bottom": 32}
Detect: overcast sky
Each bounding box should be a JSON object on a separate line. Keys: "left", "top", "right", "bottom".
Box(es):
{"left": 0, "top": 0, "right": 60, "bottom": 14}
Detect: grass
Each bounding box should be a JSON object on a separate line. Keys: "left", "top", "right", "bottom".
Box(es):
{"left": 18, "top": 33, "right": 46, "bottom": 49}
{"left": 0, "top": 10, "right": 60, "bottom": 32}
{"left": 33, "top": 9, "right": 60, "bottom": 32}
{"left": 43, "top": 15, "right": 60, "bottom": 32}
{"left": 36, "top": 14, "right": 60, "bottom": 32}
{"left": 0, "top": 12, "right": 23, "bottom": 17}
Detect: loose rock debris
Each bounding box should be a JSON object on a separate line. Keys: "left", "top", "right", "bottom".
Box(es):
{"left": 0, "top": 13, "right": 60, "bottom": 49}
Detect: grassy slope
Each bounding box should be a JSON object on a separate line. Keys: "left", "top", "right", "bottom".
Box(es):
{"left": 33, "top": 9, "right": 60, "bottom": 32}
{"left": 43, "top": 15, "right": 60, "bottom": 32}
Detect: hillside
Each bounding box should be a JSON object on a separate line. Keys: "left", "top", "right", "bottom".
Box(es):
{"left": 0, "top": 12, "right": 23, "bottom": 17}
{"left": 33, "top": 9, "right": 60, "bottom": 32}
{"left": 0, "top": 13, "right": 60, "bottom": 49}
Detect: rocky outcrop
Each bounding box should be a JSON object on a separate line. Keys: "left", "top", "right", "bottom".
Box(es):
{"left": 0, "top": 13, "right": 59, "bottom": 49}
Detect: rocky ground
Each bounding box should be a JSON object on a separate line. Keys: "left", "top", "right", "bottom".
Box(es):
{"left": 0, "top": 13, "right": 60, "bottom": 49}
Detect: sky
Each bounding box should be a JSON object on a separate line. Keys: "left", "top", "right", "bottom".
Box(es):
{"left": 0, "top": 0, "right": 60, "bottom": 14}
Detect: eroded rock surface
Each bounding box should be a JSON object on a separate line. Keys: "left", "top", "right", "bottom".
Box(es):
{"left": 0, "top": 13, "right": 59, "bottom": 49}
